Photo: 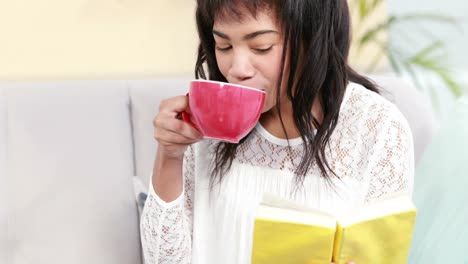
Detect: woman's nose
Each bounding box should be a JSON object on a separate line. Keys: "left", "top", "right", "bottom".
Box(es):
{"left": 228, "top": 51, "right": 255, "bottom": 82}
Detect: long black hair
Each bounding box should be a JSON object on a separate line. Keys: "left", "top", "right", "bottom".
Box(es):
{"left": 194, "top": 0, "right": 379, "bottom": 187}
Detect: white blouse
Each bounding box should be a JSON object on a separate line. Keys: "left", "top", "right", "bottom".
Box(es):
{"left": 140, "top": 82, "right": 415, "bottom": 264}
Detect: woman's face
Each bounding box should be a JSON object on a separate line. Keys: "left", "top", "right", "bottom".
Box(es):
{"left": 213, "top": 9, "right": 286, "bottom": 113}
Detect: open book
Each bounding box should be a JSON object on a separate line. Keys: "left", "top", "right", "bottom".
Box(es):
{"left": 251, "top": 193, "right": 417, "bottom": 264}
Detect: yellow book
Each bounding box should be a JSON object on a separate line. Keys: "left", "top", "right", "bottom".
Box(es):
{"left": 251, "top": 194, "right": 417, "bottom": 264}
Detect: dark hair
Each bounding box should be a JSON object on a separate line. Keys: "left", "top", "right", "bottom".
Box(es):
{"left": 195, "top": 0, "right": 379, "bottom": 187}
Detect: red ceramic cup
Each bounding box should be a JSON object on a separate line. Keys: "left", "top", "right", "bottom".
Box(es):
{"left": 182, "top": 80, "right": 266, "bottom": 143}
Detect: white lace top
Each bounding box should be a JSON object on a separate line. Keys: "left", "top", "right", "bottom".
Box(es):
{"left": 140, "top": 82, "right": 415, "bottom": 264}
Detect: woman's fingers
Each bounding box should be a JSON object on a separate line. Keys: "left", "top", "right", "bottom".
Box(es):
{"left": 155, "top": 126, "right": 201, "bottom": 146}
{"left": 159, "top": 95, "right": 189, "bottom": 113}
{"left": 153, "top": 112, "right": 203, "bottom": 142}
{"left": 152, "top": 95, "right": 204, "bottom": 160}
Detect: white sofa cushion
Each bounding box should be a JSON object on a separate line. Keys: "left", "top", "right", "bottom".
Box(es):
{"left": 128, "top": 79, "right": 190, "bottom": 187}
{"left": 3, "top": 81, "right": 141, "bottom": 264}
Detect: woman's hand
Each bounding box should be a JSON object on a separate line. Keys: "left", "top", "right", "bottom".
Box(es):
{"left": 153, "top": 95, "right": 203, "bottom": 160}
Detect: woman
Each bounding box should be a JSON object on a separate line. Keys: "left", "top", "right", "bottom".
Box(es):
{"left": 140, "top": 0, "right": 414, "bottom": 263}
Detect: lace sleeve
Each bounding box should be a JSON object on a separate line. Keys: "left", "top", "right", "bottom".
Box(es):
{"left": 140, "top": 145, "right": 195, "bottom": 264}
{"left": 364, "top": 107, "right": 415, "bottom": 203}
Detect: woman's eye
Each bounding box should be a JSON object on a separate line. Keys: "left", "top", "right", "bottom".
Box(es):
{"left": 253, "top": 46, "right": 273, "bottom": 53}
{"left": 216, "top": 45, "right": 232, "bottom": 52}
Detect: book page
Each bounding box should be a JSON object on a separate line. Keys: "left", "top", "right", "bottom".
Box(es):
{"left": 338, "top": 194, "right": 416, "bottom": 226}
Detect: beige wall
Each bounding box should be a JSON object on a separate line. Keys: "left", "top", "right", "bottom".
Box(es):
{"left": 0, "top": 0, "right": 198, "bottom": 81}
{"left": 0, "top": 0, "right": 386, "bottom": 81}
{"left": 348, "top": 1, "right": 389, "bottom": 73}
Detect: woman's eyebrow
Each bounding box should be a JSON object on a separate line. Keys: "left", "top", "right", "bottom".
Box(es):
{"left": 212, "top": 29, "right": 278, "bottom": 41}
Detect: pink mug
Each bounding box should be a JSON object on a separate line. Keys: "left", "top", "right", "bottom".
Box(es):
{"left": 182, "top": 80, "right": 266, "bottom": 143}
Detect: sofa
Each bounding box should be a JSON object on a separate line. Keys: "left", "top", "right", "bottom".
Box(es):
{"left": 0, "top": 76, "right": 441, "bottom": 264}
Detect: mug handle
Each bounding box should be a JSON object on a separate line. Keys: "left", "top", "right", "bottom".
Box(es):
{"left": 181, "top": 93, "right": 199, "bottom": 130}
{"left": 181, "top": 111, "right": 199, "bottom": 130}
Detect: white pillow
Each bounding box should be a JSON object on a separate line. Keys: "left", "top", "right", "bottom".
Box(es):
{"left": 133, "top": 175, "right": 148, "bottom": 216}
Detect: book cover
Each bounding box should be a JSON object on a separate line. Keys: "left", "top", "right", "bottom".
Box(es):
{"left": 251, "top": 194, "right": 416, "bottom": 264}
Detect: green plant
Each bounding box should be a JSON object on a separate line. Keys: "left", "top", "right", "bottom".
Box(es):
{"left": 350, "top": 0, "right": 463, "bottom": 98}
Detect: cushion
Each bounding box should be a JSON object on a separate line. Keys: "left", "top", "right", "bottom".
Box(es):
{"left": 132, "top": 176, "right": 148, "bottom": 216}
{"left": 408, "top": 95, "right": 468, "bottom": 263}
{"left": 3, "top": 81, "right": 142, "bottom": 264}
